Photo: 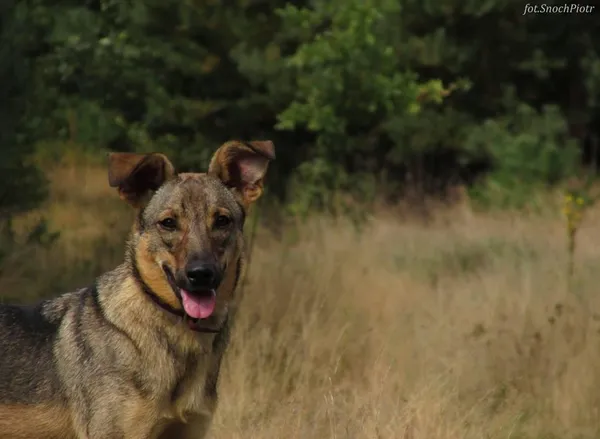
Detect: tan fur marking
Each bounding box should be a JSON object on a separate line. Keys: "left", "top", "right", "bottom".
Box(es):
{"left": 157, "top": 209, "right": 176, "bottom": 221}
{"left": 135, "top": 236, "right": 182, "bottom": 309}
{"left": 0, "top": 405, "right": 76, "bottom": 439}
{"left": 215, "top": 207, "right": 231, "bottom": 215}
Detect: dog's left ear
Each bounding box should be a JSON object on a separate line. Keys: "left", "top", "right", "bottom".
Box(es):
{"left": 208, "top": 140, "right": 276, "bottom": 207}
{"left": 108, "top": 152, "right": 175, "bottom": 208}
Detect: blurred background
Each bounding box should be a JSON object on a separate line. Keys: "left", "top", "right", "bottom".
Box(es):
{"left": 2, "top": 1, "right": 600, "bottom": 438}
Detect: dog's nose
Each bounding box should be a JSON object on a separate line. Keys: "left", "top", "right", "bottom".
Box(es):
{"left": 185, "top": 262, "right": 218, "bottom": 290}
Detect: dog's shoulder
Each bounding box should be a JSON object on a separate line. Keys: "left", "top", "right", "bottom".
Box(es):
{"left": 0, "top": 287, "right": 87, "bottom": 339}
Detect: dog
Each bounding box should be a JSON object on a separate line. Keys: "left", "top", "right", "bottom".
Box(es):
{"left": 0, "top": 140, "right": 275, "bottom": 438}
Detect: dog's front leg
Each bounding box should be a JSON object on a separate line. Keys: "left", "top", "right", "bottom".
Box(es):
{"left": 75, "top": 399, "right": 161, "bottom": 439}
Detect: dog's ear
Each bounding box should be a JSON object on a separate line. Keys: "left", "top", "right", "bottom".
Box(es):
{"left": 208, "top": 140, "right": 276, "bottom": 207}
{"left": 108, "top": 152, "right": 175, "bottom": 207}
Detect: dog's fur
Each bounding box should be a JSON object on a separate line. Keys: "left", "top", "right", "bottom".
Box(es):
{"left": 0, "top": 140, "right": 275, "bottom": 439}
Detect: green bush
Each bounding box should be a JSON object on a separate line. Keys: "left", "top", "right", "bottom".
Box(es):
{"left": 465, "top": 103, "right": 580, "bottom": 208}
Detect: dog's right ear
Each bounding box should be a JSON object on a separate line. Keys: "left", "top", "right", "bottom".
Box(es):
{"left": 108, "top": 152, "right": 175, "bottom": 207}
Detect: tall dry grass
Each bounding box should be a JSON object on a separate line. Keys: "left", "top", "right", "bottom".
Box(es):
{"left": 214, "top": 208, "right": 600, "bottom": 439}
{"left": 4, "top": 157, "right": 600, "bottom": 438}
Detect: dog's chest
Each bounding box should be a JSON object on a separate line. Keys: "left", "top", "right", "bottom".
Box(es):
{"left": 139, "top": 326, "right": 220, "bottom": 422}
{"left": 169, "top": 353, "right": 211, "bottom": 416}
{"left": 146, "top": 336, "right": 216, "bottom": 421}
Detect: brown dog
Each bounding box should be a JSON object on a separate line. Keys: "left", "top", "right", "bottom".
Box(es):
{"left": 0, "top": 140, "right": 275, "bottom": 438}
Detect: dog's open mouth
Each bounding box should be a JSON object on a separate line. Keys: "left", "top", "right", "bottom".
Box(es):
{"left": 162, "top": 265, "right": 216, "bottom": 321}
{"left": 180, "top": 289, "right": 216, "bottom": 320}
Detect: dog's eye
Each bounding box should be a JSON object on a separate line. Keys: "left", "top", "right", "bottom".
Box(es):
{"left": 214, "top": 214, "right": 231, "bottom": 229}
{"left": 159, "top": 217, "right": 177, "bottom": 231}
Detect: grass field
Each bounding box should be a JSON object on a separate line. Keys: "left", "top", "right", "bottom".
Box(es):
{"left": 3, "top": 156, "right": 600, "bottom": 438}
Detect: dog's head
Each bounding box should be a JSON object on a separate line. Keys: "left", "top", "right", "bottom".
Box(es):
{"left": 107, "top": 141, "right": 275, "bottom": 329}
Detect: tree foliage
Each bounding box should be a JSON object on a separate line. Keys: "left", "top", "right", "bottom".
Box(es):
{"left": 0, "top": 0, "right": 47, "bottom": 217}
{"left": 4, "top": 0, "right": 600, "bottom": 211}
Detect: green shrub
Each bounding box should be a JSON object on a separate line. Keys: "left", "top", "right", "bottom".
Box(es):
{"left": 465, "top": 104, "right": 580, "bottom": 209}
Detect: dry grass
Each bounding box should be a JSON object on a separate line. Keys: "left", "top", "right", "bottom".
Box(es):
{"left": 214, "top": 209, "right": 600, "bottom": 439}
{"left": 0, "top": 157, "right": 132, "bottom": 301}
{"left": 4, "top": 158, "right": 600, "bottom": 438}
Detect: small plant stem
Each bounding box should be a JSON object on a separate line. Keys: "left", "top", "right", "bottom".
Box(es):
{"left": 567, "top": 229, "right": 575, "bottom": 293}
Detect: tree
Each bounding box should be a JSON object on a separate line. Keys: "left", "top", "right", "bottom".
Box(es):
{"left": 0, "top": 0, "right": 47, "bottom": 218}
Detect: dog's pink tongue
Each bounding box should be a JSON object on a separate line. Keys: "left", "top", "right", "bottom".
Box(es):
{"left": 181, "top": 290, "right": 216, "bottom": 319}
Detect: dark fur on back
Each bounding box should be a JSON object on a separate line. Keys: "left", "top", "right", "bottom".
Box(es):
{"left": 0, "top": 300, "right": 65, "bottom": 403}
{"left": 0, "top": 140, "right": 275, "bottom": 439}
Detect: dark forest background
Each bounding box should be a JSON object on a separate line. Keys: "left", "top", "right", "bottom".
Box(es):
{"left": 2, "top": 0, "right": 600, "bottom": 217}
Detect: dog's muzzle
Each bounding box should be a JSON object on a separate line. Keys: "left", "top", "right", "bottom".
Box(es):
{"left": 160, "top": 264, "right": 223, "bottom": 333}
